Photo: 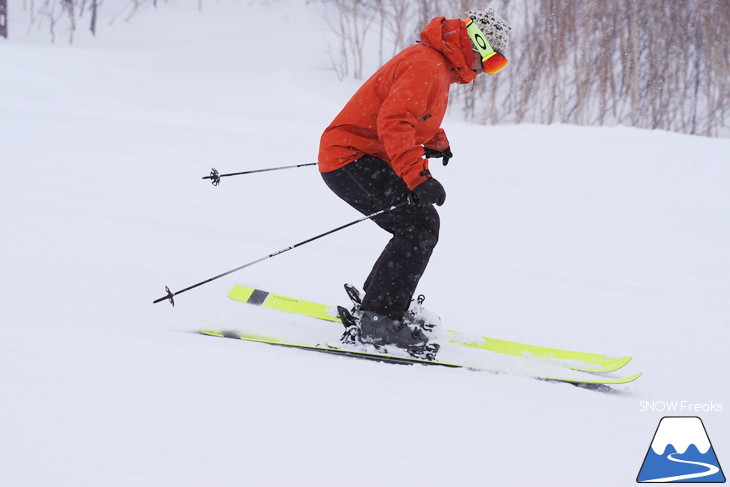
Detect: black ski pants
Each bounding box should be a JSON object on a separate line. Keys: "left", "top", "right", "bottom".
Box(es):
{"left": 321, "top": 156, "right": 439, "bottom": 321}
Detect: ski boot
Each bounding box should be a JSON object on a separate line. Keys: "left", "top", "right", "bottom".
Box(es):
{"left": 338, "top": 305, "right": 439, "bottom": 361}
{"left": 405, "top": 294, "right": 447, "bottom": 340}
{"left": 345, "top": 284, "right": 443, "bottom": 335}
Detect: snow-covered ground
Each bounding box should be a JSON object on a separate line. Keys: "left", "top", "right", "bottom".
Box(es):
{"left": 1, "top": 2, "right": 729, "bottom": 486}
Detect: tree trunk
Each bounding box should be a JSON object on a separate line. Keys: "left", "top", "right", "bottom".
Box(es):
{"left": 0, "top": 0, "right": 8, "bottom": 39}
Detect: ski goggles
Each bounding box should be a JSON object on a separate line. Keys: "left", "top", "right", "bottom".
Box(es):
{"left": 464, "top": 17, "right": 509, "bottom": 75}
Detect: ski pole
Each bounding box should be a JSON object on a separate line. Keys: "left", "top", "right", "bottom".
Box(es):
{"left": 153, "top": 201, "right": 409, "bottom": 306}
{"left": 203, "top": 163, "right": 318, "bottom": 186}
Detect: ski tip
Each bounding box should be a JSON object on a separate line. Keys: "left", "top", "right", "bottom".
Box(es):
{"left": 610, "top": 356, "right": 633, "bottom": 370}
{"left": 623, "top": 371, "right": 643, "bottom": 382}
{"left": 580, "top": 356, "right": 633, "bottom": 373}
{"left": 560, "top": 371, "right": 643, "bottom": 386}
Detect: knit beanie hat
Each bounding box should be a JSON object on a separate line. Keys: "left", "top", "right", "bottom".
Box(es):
{"left": 465, "top": 1, "right": 511, "bottom": 55}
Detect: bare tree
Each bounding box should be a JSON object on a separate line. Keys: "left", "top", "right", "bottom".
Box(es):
{"left": 64, "top": 0, "right": 75, "bottom": 43}
{"left": 450, "top": 0, "right": 729, "bottom": 136}
{"left": 0, "top": 0, "right": 8, "bottom": 39}
{"left": 14, "top": 0, "right": 729, "bottom": 136}
{"left": 323, "top": 0, "right": 379, "bottom": 80}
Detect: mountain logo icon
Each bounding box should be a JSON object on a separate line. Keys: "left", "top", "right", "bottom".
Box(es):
{"left": 637, "top": 416, "right": 725, "bottom": 483}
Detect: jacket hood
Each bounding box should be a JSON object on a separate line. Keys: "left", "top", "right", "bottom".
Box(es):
{"left": 419, "top": 17, "right": 478, "bottom": 85}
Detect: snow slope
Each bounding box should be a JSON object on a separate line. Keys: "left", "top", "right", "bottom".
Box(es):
{"left": 1, "top": 2, "right": 729, "bottom": 486}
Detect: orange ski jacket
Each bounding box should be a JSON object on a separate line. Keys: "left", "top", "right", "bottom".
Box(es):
{"left": 318, "top": 17, "right": 478, "bottom": 190}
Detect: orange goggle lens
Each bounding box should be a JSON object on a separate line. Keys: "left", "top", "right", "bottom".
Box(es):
{"left": 483, "top": 52, "right": 509, "bottom": 75}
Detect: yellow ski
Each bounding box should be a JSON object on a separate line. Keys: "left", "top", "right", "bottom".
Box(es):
{"left": 228, "top": 285, "right": 634, "bottom": 374}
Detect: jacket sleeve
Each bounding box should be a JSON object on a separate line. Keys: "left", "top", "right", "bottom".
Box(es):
{"left": 424, "top": 129, "right": 450, "bottom": 152}
{"left": 376, "top": 62, "right": 438, "bottom": 190}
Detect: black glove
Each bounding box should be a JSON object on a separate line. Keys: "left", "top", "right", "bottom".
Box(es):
{"left": 409, "top": 178, "right": 446, "bottom": 207}
{"left": 423, "top": 146, "right": 453, "bottom": 166}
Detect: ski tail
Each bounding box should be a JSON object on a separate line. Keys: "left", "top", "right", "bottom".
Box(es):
{"left": 228, "top": 285, "right": 341, "bottom": 322}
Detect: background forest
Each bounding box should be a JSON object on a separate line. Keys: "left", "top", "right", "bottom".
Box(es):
{"left": 11, "top": 0, "right": 730, "bottom": 137}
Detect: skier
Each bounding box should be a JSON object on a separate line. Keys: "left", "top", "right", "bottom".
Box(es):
{"left": 318, "top": 3, "right": 511, "bottom": 350}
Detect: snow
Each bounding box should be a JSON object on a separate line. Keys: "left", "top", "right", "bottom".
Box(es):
{"left": 1, "top": 1, "right": 729, "bottom": 486}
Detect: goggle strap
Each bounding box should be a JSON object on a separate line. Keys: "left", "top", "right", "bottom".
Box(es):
{"left": 464, "top": 18, "right": 497, "bottom": 61}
